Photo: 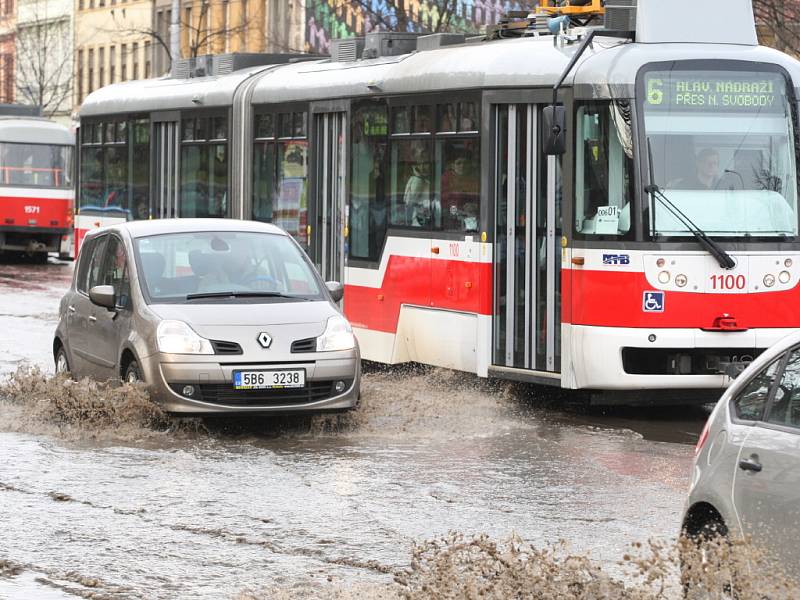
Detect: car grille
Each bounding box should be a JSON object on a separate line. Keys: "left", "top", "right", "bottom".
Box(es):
{"left": 290, "top": 338, "right": 316, "bottom": 353}
{"left": 185, "top": 380, "right": 352, "bottom": 406}
{"left": 211, "top": 340, "right": 243, "bottom": 355}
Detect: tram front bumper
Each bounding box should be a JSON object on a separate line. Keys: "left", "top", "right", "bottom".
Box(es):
{"left": 568, "top": 324, "right": 798, "bottom": 392}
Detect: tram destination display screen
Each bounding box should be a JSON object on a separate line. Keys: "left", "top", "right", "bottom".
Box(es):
{"left": 644, "top": 70, "right": 786, "bottom": 112}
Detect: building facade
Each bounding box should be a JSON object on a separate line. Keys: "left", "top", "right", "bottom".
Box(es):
{"left": 16, "top": 0, "right": 73, "bottom": 120}
{"left": 73, "top": 0, "right": 152, "bottom": 111}
{"left": 0, "top": 0, "right": 15, "bottom": 103}
{"left": 152, "top": 0, "right": 304, "bottom": 77}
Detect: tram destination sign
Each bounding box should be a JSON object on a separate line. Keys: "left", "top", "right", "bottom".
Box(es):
{"left": 644, "top": 71, "right": 785, "bottom": 112}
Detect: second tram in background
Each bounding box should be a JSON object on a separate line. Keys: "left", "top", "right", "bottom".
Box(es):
{"left": 75, "top": 0, "right": 800, "bottom": 403}
{"left": 0, "top": 105, "right": 75, "bottom": 263}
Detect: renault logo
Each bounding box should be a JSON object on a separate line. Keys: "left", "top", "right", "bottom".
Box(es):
{"left": 257, "top": 332, "right": 272, "bottom": 349}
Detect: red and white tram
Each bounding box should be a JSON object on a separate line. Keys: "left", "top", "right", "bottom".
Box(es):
{"left": 0, "top": 110, "right": 75, "bottom": 262}
{"left": 76, "top": 0, "right": 800, "bottom": 402}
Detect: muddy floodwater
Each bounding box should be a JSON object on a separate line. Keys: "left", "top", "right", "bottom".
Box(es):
{"left": 0, "top": 258, "right": 708, "bottom": 599}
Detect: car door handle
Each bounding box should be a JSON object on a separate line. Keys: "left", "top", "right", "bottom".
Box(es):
{"left": 88, "top": 315, "right": 97, "bottom": 323}
{"left": 739, "top": 457, "right": 763, "bottom": 473}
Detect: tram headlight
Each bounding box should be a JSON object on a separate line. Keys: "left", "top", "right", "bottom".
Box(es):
{"left": 764, "top": 274, "right": 776, "bottom": 288}
{"left": 785, "top": 258, "right": 793, "bottom": 268}
{"left": 658, "top": 271, "right": 670, "bottom": 284}
{"left": 779, "top": 271, "right": 791, "bottom": 284}
{"left": 656, "top": 258, "right": 666, "bottom": 268}
{"left": 675, "top": 274, "right": 688, "bottom": 288}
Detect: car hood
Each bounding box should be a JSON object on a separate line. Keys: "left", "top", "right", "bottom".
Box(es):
{"left": 149, "top": 301, "right": 336, "bottom": 327}
{"left": 148, "top": 301, "right": 339, "bottom": 353}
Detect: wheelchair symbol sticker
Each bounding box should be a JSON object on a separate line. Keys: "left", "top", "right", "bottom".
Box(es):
{"left": 643, "top": 291, "right": 665, "bottom": 313}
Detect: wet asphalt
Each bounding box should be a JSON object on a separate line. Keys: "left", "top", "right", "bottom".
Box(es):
{"left": 0, "top": 256, "right": 707, "bottom": 599}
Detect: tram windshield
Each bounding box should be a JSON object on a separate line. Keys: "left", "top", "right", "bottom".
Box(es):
{"left": 0, "top": 142, "right": 73, "bottom": 188}
{"left": 642, "top": 67, "right": 799, "bottom": 238}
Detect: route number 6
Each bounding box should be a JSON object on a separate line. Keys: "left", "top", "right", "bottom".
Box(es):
{"left": 647, "top": 78, "right": 664, "bottom": 105}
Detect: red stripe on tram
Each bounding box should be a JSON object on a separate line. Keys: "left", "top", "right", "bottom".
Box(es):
{"left": 344, "top": 255, "right": 493, "bottom": 333}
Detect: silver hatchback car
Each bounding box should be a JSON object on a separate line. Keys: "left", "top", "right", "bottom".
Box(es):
{"left": 683, "top": 329, "right": 800, "bottom": 572}
{"left": 53, "top": 219, "right": 360, "bottom": 414}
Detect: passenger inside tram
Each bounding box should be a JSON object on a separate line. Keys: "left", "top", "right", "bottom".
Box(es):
{"left": 440, "top": 145, "right": 480, "bottom": 231}
{"left": 402, "top": 142, "right": 436, "bottom": 227}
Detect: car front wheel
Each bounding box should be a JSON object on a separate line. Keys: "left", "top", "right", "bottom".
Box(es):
{"left": 124, "top": 360, "right": 142, "bottom": 384}
{"left": 55, "top": 346, "right": 70, "bottom": 375}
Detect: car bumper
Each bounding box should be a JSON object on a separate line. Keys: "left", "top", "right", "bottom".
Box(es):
{"left": 140, "top": 351, "right": 360, "bottom": 414}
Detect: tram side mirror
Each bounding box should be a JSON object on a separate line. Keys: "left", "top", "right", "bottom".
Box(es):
{"left": 542, "top": 105, "right": 566, "bottom": 156}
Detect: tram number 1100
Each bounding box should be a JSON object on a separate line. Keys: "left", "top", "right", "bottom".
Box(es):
{"left": 710, "top": 274, "right": 746, "bottom": 290}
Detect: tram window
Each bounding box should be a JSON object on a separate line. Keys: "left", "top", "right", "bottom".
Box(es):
{"left": 182, "top": 118, "right": 195, "bottom": 142}
{"left": 574, "top": 101, "right": 634, "bottom": 237}
{"left": 275, "top": 140, "right": 308, "bottom": 247}
{"left": 116, "top": 121, "right": 127, "bottom": 143}
{"left": 131, "top": 120, "right": 150, "bottom": 220}
{"left": 195, "top": 117, "right": 208, "bottom": 141}
{"left": 212, "top": 117, "right": 226, "bottom": 141}
{"left": 104, "top": 146, "right": 129, "bottom": 210}
{"left": 279, "top": 113, "right": 293, "bottom": 138}
{"left": 439, "top": 102, "right": 479, "bottom": 133}
{"left": 180, "top": 144, "right": 227, "bottom": 218}
{"left": 392, "top": 107, "right": 410, "bottom": 134}
{"left": 349, "top": 101, "right": 388, "bottom": 262}
{"left": 293, "top": 113, "right": 307, "bottom": 138}
{"left": 253, "top": 142, "right": 275, "bottom": 223}
{"left": 459, "top": 102, "right": 479, "bottom": 132}
{"left": 438, "top": 104, "right": 457, "bottom": 133}
{"left": 255, "top": 114, "right": 274, "bottom": 139}
{"left": 80, "top": 145, "right": 103, "bottom": 208}
{"left": 435, "top": 138, "right": 480, "bottom": 232}
{"left": 412, "top": 106, "right": 432, "bottom": 133}
{"left": 389, "top": 139, "right": 436, "bottom": 228}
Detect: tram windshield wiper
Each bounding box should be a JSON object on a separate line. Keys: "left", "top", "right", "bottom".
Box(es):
{"left": 645, "top": 139, "right": 736, "bottom": 270}
{"left": 185, "top": 291, "right": 309, "bottom": 301}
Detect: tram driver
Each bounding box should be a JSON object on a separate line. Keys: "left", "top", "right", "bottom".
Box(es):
{"left": 675, "top": 148, "right": 721, "bottom": 190}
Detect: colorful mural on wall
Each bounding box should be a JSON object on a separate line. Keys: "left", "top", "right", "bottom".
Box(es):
{"left": 306, "top": 0, "right": 533, "bottom": 55}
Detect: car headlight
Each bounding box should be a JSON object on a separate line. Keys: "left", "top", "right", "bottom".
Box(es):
{"left": 156, "top": 320, "right": 214, "bottom": 354}
{"left": 316, "top": 315, "right": 355, "bottom": 352}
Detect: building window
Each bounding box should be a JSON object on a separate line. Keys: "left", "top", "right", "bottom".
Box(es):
{"left": 144, "top": 41, "right": 150, "bottom": 78}
{"left": 120, "top": 44, "right": 127, "bottom": 81}
{"left": 132, "top": 42, "right": 139, "bottom": 80}
{"left": 98, "top": 47, "right": 105, "bottom": 88}
{"left": 77, "top": 49, "right": 84, "bottom": 103}
{"left": 87, "top": 48, "right": 94, "bottom": 94}
{"left": 0, "top": 53, "right": 13, "bottom": 103}
{"left": 109, "top": 45, "right": 115, "bottom": 83}
{"left": 180, "top": 115, "right": 228, "bottom": 218}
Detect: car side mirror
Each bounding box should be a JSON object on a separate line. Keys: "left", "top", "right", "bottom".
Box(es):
{"left": 325, "top": 281, "right": 344, "bottom": 303}
{"left": 542, "top": 105, "right": 566, "bottom": 156}
{"left": 89, "top": 285, "right": 117, "bottom": 310}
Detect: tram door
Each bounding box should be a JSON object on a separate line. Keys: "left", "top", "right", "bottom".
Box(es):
{"left": 492, "top": 104, "right": 561, "bottom": 373}
{"left": 312, "top": 111, "right": 347, "bottom": 284}
{"left": 151, "top": 114, "right": 180, "bottom": 219}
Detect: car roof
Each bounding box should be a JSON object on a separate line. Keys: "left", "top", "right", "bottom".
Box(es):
{"left": 84, "top": 218, "right": 288, "bottom": 240}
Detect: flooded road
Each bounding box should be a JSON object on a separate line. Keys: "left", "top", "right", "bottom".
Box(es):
{"left": 0, "top": 259, "right": 707, "bottom": 599}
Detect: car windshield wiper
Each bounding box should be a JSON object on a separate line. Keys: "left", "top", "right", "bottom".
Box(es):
{"left": 646, "top": 138, "right": 736, "bottom": 270}
{"left": 185, "top": 291, "right": 309, "bottom": 301}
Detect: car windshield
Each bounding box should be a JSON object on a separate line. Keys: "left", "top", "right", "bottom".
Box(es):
{"left": 642, "top": 66, "right": 799, "bottom": 238}
{"left": 134, "top": 230, "right": 324, "bottom": 303}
